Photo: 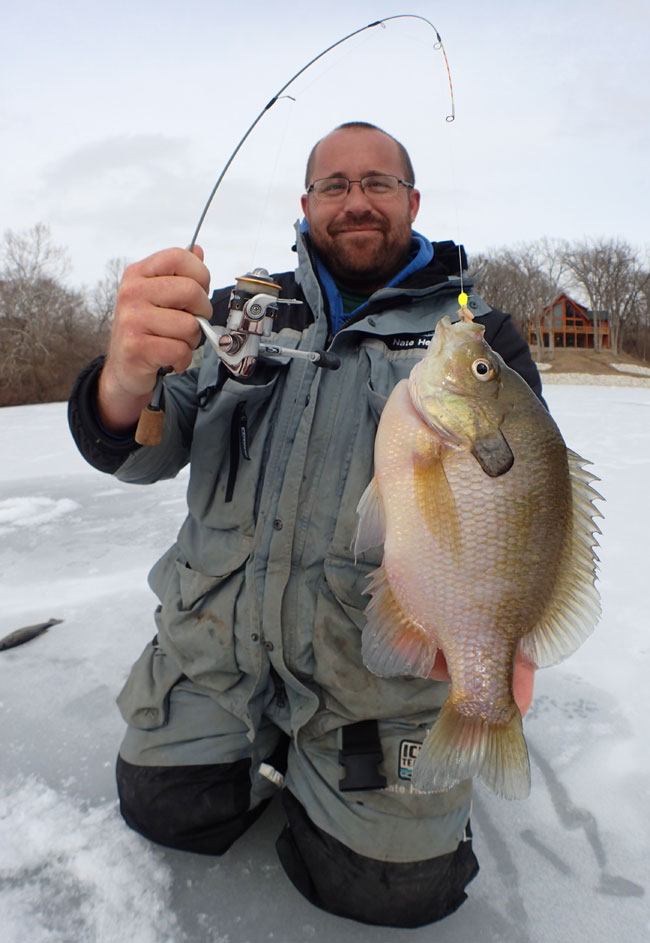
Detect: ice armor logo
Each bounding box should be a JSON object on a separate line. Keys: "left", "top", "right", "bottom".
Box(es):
{"left": 399, "top": 740, "right": 422, "bottom": 781}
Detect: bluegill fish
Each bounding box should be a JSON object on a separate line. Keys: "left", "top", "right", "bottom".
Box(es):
{"left": 354, "top": 316, "right": 602, "bottom": 799}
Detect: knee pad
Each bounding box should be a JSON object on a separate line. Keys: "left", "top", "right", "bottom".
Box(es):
{"left": 116, "top": 754, "right": 268, "bottom": 855}
{"left": 275, "top": 790, "right": 479, "bottom": 927}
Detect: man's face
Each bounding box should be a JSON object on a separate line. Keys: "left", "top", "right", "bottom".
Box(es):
{"left": 300, "top": 128, "right": 421, "bottom": 292}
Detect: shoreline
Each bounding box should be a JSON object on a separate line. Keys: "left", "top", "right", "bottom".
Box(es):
{"left": 539, "top": 372, "right": 650, "bottom": 387}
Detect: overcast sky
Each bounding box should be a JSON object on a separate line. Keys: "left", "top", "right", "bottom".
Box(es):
{"left": 2, "top": 0, "right": 648, "bottom": 291}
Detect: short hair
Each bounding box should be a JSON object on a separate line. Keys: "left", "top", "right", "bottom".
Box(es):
{"left": 304, "top": 122, "right": 416, "bottom": 189}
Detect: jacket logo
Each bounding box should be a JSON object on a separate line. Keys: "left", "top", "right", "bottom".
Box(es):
{"left": 398, "top": 740, "right": 422, "bottom": 780}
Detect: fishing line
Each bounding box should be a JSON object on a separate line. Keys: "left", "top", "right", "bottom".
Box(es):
{"left": 188, "top": 14, "right": 456, "bottom": 251}
{"left": 279, "top": 27, "right": 377, "bottom": 103}
{"left": 249, "top": 92, "right": 295, "bottom": 268}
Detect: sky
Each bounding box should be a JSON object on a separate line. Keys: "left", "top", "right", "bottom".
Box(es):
{"left": 1, "top": 379, "right": 649, "bottom": 942}
{"left": 2, "top": 0, "right": 649, "bottom": 292}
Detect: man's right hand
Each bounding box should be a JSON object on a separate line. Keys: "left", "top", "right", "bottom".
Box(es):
{"left": 97, "top": 246, "right": 212, "bottom": 433}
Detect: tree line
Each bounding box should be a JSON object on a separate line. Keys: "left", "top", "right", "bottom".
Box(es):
{"left": 0, "top": 225, "right": 123, "bottom": 407}
{"left": 1, "top": 225, "right": 649, "bottom": 407}
{"left": 470, "top": 237, "right": 650, "bottom": 362}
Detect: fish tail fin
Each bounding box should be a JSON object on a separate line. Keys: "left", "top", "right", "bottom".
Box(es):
{"left": 411, "top": 700, "right": 531, "bottom": 800}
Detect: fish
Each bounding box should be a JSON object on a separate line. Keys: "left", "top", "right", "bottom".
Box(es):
{"left": 354, "top": 316, "right": 602, "bottom": 799}
{"left": 0, "top": 618, "right": 63, "bottom": 651}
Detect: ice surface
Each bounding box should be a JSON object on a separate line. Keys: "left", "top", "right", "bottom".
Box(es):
{"left": 1, "top": 390, "right": 649, "bottom": 943}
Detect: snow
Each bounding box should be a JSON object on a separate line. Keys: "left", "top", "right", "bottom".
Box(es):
{"left": 1, "top": 387, "right": 649, "bottom": 943}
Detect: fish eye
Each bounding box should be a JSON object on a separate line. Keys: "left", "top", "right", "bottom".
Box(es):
{"left": 471, "top": 359, "right": 494, "bottom": 381}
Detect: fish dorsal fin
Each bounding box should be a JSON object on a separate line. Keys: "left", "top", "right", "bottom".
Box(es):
{"left": 413, "top": 441, "right": 461, "bottom": 558}
{"left": 362, "top": 564, "right": 439, "bottom": 678}
{"left": 519, "top": 448, "right": 603, "bottom": 667}
{"left": 353, "top": 476, "right": 386, "bottom": 558}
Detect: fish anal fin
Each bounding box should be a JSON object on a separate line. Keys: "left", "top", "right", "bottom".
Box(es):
{"left": 362, "top": 564, "right": 438, "bottom": 678}
{"left": 519, "top": 448, "right": 602, "bottom": 668}
{"left": 353, "top": 477, "right": 385, "bottom": 558}
{"left": 413, "top": 441, "right": 461, "bottom": 557}
{"left": 411, "top": 700, "right": 530, "bottom": 800}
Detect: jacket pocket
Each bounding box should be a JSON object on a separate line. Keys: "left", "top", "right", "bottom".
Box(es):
{"left": 365, "top": 383, "right": 388, "bottom": 426}
{"left": 150, "top": 542, "right": 252, "bottom": 693}
{"left": 188, "top": 356, "right": 286, "bottom": 531}
{"left": 311, "top": 553, "right": 449, "bottom": 728}
{"left": 116, "top": 636, "right": 184, "bottom": 730}
{"left": 323, "top": 552, "right": 377, "bottom": 630}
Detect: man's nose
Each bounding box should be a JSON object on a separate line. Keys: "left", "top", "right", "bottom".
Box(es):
{"left": 342, "top": 180, "right": 374, "bottom": 212}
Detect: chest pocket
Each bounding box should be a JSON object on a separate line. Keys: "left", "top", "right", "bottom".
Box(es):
{"left": 186, "top": 346, "right": 292, "bottom": 533}
{"left": 326, "top": 341, "right": 424, "bottom": 563}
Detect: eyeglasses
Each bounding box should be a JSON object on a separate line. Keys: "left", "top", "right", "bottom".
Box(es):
{"left": 306, "top": 174, "right": 414, "bottom": 201}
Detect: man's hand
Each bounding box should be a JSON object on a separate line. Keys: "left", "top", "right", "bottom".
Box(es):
{"left": 97, "top": 246, "right": 212, "bottom": 433}
{"left": 428, "top": 650, "right": 536, "bottom": 717}
{"left": 512, "top": 652, "right": 536, "bottom": 717}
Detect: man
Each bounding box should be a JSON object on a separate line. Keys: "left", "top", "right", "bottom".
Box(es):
{"left": 69, "top": 122, "right": 539, "bottom": 927}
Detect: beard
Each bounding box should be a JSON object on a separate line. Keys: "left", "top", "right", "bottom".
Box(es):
{"left": 309, "top": 208, "right": 414, "bottom": 293}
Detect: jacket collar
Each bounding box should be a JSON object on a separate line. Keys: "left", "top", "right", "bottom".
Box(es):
{"left": 294, "top": 220, "right": 467, "bottom": 331}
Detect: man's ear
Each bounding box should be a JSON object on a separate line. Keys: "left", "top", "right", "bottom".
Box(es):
{"left": 409, "top": 188, "right": 421, "bottom": 223}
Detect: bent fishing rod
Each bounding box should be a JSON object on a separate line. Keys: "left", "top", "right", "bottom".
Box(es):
{"left": 136, "top": 15, "right": 456, "bottom": 445}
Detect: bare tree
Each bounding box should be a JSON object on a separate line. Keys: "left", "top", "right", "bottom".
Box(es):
{"left": 622, "top": 262, "right": 650, "bottom": 362}
{"left": 88, "top": 256, "right": 128, "bottom": 332}
{"left": 560, "top": 238, "right": 647, "bottom": 355}
{"left": 470, "top": 239, "right": 568, "bottom": 360}
{"left": 0, "top": 224, "right": 110, "bottom": 405}
{"left": 1, "top": 222, "right": 71, "bottom": 284}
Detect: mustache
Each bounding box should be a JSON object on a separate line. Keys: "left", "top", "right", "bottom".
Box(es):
{"left": 328, "top": 216, "right": 388, "bottom": 235}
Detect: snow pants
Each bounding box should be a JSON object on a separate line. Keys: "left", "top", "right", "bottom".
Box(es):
{"left": 116, "top": 651, "right": 479, "bottom": 928}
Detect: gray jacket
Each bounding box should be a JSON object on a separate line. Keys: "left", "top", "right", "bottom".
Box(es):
{"left": 78, "top": 228, "right": 537, "bottom": 742}
{"left": 68, "top": 227, "right": 542, "bottom": 854}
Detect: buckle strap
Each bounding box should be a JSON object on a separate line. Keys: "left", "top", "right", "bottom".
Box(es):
{"left": 338, "top": 720, "right": 387, "bottom": 792}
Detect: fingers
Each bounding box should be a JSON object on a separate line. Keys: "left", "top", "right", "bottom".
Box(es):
{"left": 130, "top": 274, "right": 213, "bottom": 320}
{"left": 428, "top": 650, "right": 450, "bottom": 681}
{"left": 513, "top": 653, "right": 536, "bottom": 717}
{"left": 106, "top": 247, "right": 212, "bottom": 399}
{"left": 134, "top": 245, "right": 210, "bottom": 294}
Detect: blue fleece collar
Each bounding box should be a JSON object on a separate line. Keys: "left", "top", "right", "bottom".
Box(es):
{"left": 300, "top": 220, "right": 434, "bottom": 334}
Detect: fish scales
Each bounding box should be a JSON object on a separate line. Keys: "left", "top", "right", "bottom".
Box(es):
{"left": 354, "top": 316, "right": 601, "bottom": 799}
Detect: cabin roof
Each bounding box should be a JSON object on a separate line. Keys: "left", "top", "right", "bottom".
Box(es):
{"left": 545, "top": 292, "right": 608, "bottom": 324}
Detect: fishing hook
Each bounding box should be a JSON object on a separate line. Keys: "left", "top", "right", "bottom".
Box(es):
{"left": 188, "top": 14, "right": 455, "bottom": 249}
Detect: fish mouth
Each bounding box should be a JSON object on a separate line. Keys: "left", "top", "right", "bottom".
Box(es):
{"left": 408, "top": 380, "right": 470, "bottom": 449}
{"left": 429, "top": 315, "right": 485, "bottom": 355}
{"left": 408, "top": 316, "right": 500, "bottom": 450}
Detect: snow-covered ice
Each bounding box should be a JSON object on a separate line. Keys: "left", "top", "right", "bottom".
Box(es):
{"left": 1, "top": 386, "right": 649, "bottom": 943}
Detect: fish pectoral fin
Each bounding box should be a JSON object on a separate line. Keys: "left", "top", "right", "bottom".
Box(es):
{"left": 519, "top": 448, "right": 602, "bottom": 667}
{"left": 411, "top": 700, "right": 531, "bottom": 800}
{"left": 353, "top": 477, "right": 386, "bottom": 557}
{"left": 362, "top": 564, "right": 438, "bottom": 678}
{"left": 414, "top": 451, "right": 461, "bottom": 556}
{"left": 471, "top": 430, "right": 514, "bottom": 477}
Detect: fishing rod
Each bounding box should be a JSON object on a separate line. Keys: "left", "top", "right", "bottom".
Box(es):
{"left": 136, "top": 15, "right": 456, "bottom": 445}
{"left": 188, "top": 15, "right": 455, "bottom": 251}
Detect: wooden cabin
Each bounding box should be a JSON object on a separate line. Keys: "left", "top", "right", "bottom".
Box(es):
{"left": 528, "top": 293, "right": 610, "bottom": 349}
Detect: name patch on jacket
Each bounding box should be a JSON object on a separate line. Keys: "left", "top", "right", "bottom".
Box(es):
{"left": 384, "top": 332, "right": 434, "bottom": 352}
